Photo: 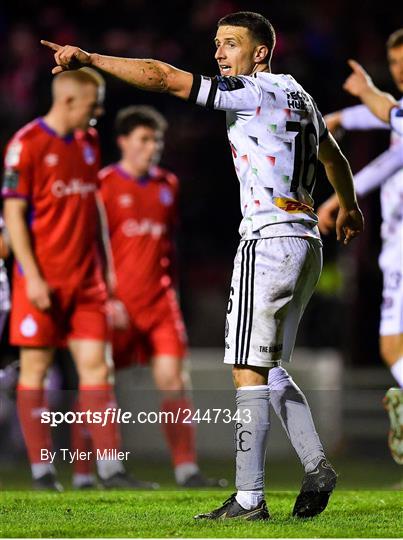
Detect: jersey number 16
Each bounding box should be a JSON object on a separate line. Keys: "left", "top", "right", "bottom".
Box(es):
{"left": 286, "top": 121, "right": 318, "bottom": 195}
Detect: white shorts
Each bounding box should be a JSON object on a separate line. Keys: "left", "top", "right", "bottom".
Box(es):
{"left": 379, "top": 238, "right": 403, "bottom": 336}
{"left": 224, "top": 237, "right": 322, "bottom": 368}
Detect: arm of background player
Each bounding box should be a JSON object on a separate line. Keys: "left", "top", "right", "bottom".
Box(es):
{"left": 318, "top": 133, "right": 364, "bottom": 244}
{"left": 3, "top": 199, "right": 51, "bottom": 310}
{"left": 41, "top": 41, "right": 193, "bottom": 100}
{"left": 317, "top": 143, "right": 403, "bottom": 234}
{"left": 325, "top": 106, "right": 389, "bottom": 134}
{"left": 343, "top": 59, "right": 398, "bottom": 124}
{"left": 354, "top": 143, "right": 403, "bottom": 196}
{"left": 95, "top": 193, "right": 116, "bottom": 295}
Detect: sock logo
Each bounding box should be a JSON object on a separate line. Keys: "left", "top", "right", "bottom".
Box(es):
{"left": 235, "top": 422, "right": 251, "bottom": 452}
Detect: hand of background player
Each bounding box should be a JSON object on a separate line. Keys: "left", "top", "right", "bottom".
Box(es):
{"left": 324, "top": 112, "right": 345, "bottom": 141}
{"left": 41, "top": 40, "right": 91, "bottom": 74}
{"left": 317, "top": 194, "right": 339, "bottom": 234}
{"left": 26, "top": 274, "right": 52, "bottom": 311}
{"left": 343, "top": 59, "right": 374, "bottom": 98}
{"left": 335, "top": 205, "right": 364, "bottom": 245}
{"left": 106, "top": 298, "right": 130, "bottom": 330}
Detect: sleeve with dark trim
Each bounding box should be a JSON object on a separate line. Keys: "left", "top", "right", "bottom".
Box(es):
{"left": 188, "top": 74, "right": 261, "bottom": 112}
{"left": 390, "top": 106, "right": 403, "bottom": 136}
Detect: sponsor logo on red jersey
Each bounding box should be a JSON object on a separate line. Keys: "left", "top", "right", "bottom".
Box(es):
{"left": 51, "top": 178, "right": 97, "bottom": 198}
{"left": 121, "top": 218, "right": 167, "bottom": 238}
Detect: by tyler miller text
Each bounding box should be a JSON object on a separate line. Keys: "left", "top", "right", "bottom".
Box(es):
{"left": 41, "top": 449, "right": 131, "bottom": 464}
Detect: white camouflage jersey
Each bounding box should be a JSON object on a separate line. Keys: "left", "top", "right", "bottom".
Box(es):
{"left": 189, "top": 72, "right": 328, "bottom": 241}
{"left": 340, "top": 98, "right": 403, "bottom": 244}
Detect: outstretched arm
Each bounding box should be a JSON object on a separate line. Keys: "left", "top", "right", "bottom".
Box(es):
{"left": 41, "top": 40, "right": 193, "bottom": 99}
{"left": 343, "top": 59, "right": 398, "bottom": 123}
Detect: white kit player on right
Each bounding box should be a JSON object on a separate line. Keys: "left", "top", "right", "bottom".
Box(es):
{"left": 318, "top": 28, "right": 403, "bottom": 465}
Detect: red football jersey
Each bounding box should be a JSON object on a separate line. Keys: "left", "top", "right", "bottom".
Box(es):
{"left": 99, "top": 164, "right": 179, "bottom": 308}
{"left": 2, "top": 118, "right": 102, "bottom": 287}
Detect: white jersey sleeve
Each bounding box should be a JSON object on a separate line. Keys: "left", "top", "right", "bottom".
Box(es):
{"left": 390, "top": 106, "right": 403, "bottom": 135}
{"left": 341, "top": 104, "right": 389, "bottom": 130}
{"left": 354, "top": 143, "right": 403, "bottom": 196}
{"left": 188, "top": 74, "right": 261, "bottom": 112}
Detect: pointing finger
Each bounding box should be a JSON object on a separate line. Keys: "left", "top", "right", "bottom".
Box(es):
{"left": 347, "top": 59, "right": 365, "bottom": 74}
{"left": 40, "top": 40, "right": 61, "bottom": 52}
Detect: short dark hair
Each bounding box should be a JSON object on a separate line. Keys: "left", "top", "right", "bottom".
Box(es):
{"left": 386, "top": 29, "right": 403, "bottom": 50}
{"left": 217, "top": 11, "right": 276, "bottom": 64}
{"left": 115, "top": 105, "right": 168, "bottom": 136}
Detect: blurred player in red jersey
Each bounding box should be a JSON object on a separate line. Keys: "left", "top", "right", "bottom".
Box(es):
{"left": 96, "top": 106, "right": 223, "bottom": 487}
{"left": 2, "top": 70, "right": 154, "bottom": 490}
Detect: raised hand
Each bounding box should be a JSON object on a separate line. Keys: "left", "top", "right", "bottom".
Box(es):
{"left": 41, "top": 40, "right": 91, "bottom": 74}
{"left": 343, "top": 59, "right": 374, "bottom": 98}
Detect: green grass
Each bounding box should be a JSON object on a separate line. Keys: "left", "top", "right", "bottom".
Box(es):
{"left": 0, "top": 490, "right": 402, "bottom": 538}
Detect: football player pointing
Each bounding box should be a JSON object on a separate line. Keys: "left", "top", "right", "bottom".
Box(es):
{"left": 43, "top": 11, "right": 363, "bottom": 518}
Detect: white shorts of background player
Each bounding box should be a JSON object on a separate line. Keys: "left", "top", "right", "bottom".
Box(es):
{"left": 379, "top": 231, "right": 403, "bottom": 336}
{"left": 224, "top": 236, "right": 322, "bottom": 368}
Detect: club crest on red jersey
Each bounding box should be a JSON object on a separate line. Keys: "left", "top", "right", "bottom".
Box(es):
{"left": 159, "top": 187, "right": 173, "bottom": 206}
{"left": 83, "top": 144, "right": 96, "bottom": 165}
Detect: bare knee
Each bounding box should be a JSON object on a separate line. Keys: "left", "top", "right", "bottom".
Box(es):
{"left": 380, "top": 335, "right": 403, "bottom": 367}
{"left": 152, "top": 355, "right": 184, "bottom": 392}
{"left": 232, "top": 365, "right": 269, "bottom": 388}
{"left": 70, "top": 339, "right": 110, "bottom": 385}
{"left": 19, "top": 348, "right": 54, "bottom": 387}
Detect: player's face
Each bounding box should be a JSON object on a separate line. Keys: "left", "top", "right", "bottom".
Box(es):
{"left": 214, "top": 26, "right": 259, "bottom": 76}
{"left": 68, "top": 83, "right": 103, "bottom": 130}
{"left": 388, "top": 45, "right": 403, "bottom": 92}
{"left": 119, "top": 126, "right": 164, "bottom": 174}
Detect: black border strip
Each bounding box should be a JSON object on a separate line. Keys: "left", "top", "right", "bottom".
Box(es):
{"left": 188, "top": 74, "right": 202, "bottom": 104}
{"left": 206, "top": 77, "right": 219, "bottom": 110}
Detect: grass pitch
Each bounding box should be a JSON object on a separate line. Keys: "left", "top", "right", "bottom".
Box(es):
{"left": 0, "top": 459, "right": 401, "bottom": 537}
{"left": 0, "top": 490, "right": 401, "bottom": 538}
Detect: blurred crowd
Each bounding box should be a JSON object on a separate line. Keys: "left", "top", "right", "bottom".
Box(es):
{"left": 0, "top": 0, "right": 398, "bottom": 361}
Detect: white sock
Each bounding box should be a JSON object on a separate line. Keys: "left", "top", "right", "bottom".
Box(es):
{"left": 31, "top": 463, "right": 55, "bottom": 479}
{"left": 72, "top": 473, "right": 96, "bottom": 488}
{"left": 236, "top": 490, "right": 264, "bottom": 510}
{"left": 96, "top": 459, "right": 124, "bottom": 480}
{"left": 175, "top": 462, "right": 199, "bottom": 484}
{"left": 391, "top": 357, "right": 403, "bottom": 387}
{"left": 268, "top": 367, "right": 325, "bottom": 473}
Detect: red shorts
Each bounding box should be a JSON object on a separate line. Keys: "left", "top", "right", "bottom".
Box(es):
{"left": 10, "top": 274, "right": 108, "bottom": 347}
{"left": 112, "top": 288, "right": 187, "bottom": 368}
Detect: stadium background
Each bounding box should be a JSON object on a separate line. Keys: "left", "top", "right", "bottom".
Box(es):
{"left": 0, "top": 0, "right": 400, "bottom": 486}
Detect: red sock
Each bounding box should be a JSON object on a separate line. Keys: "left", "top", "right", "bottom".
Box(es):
{"left": 17, "top": 384, "right": 52, "bottom": 464}
{"left": 160, "top": 396, "right": 196, "bottom": 466}
{"left": 70, "top": 399, "right": 93, "bottom": 475}
{"left": 78, "top": 384, "right": 121, "bottom": 454}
